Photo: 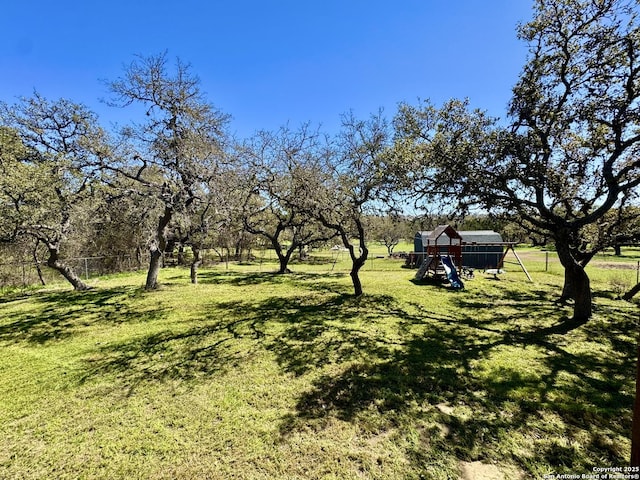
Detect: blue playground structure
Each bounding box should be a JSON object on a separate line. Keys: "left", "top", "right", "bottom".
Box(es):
{"left": 409, "top": 224, "right": 532, "bottom": 283}
{"left": 440, "top": 255, "right": 464, "bottom": 290}
{"left": 413, "top": 225, "right": 465, "bottom": 290}
{"left": 414, "top": 254, "right": 464, "bottom": 290}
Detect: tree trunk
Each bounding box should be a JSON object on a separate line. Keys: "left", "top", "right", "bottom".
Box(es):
{"left": 145, "top": 206, "right": 172, "bottom": 290}
{"left": 190, "top": 245, "right": 202, "bottom": 284}
{"left": 558, "top": 265, "right": 592, "bottom": 320}
{"left": 569, "top": 264, "right": 592, "bottom": 321}
{"left": 350, "top": 258, "right": 365, "bottom": 296}
{"left": 135, "top": 246, "right": 143, "bottom": 268}
{"left": 46, "top": 248, "right": 91, "bottom": 291}
{"left": 277, "top": 250, "right": 294, "bottom": 274}
{"left": 259, "top": 226, "right": 294, "bottom": 274}
{"left": 623, "top": 283, "right": 640, "bottom": 301}
{"left": 33, "top": 241, "right": 46, "bottom": 286}
{"left": 146, "top": 248, "right": 163, "bottom": 289}
{"left": 614, "top": 244, "right": 622, "bottom": 256}
{"left": 272, "top": 239, "right": 295, "bottom": 274}
{"left": 343, "top": 222, "right": 368, "bottom": 297}
{"left": 317, "top": 215, "right": 368, "bottom": 297}
{"left": 556, "top": 234, "right": 592, "bottom": 321}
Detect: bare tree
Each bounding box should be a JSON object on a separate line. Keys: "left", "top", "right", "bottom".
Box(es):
{"left": 178, "top": 168, "right": 246, "bottom": 283}
{"left": 104, "top": 53, "right": 230, "bottom": 289}
{"left": 240, "top": 125, "right": 336, "bottom": 274}
{"left": 368, "top": 214, "right": 412, "bottom": 255}
{"left": 301, "top": 110, "right": 396, "bottom": 296}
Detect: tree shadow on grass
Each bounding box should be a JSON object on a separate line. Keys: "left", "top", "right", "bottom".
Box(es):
{"left": 54, "top": 276, "right": 637, "bottom": 475}
{"left": 71, "top": 272, "right": 355, "bottom": 398}
{"left": 74, "top": 290, "right": 413, "bottom": 398}
{"left": 196, "top": 270, "right": 348, "bottom": 288}
{"left": 0, "top": 286, "right": 162, "bottom": 345}
{"left": 258, "top": 293, "right": 416, "bottom": 375}
{"left": 274, "top": 284, "right": 637, "bottom": 476}
{"left": 78, "top": 315, "right": 265, "bottom": 396}
{"left": 186, "top": 270, "right": 283, "bottom": 286}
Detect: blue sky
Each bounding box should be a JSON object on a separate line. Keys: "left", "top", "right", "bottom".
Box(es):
{"left": 1, "top": 1, "right": 532, "bottom": 138}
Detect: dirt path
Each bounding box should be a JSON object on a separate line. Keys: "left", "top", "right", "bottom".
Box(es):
{"left": 459, "top": 460, "right": 524, "bottom": 480}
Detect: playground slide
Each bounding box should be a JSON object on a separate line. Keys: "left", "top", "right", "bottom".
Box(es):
{"left": 440, "top": 255, "right": 464, "bottom": 290}
{"left": 415, "top": 255, "right": 437, "bottom": 280}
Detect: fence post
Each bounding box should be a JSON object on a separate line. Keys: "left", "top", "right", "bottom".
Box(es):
{"left": 545, "top": 251, "right": 549, "bottom": 272}
{"left": 84, "top": 258, "right": 89, "bottom": 279}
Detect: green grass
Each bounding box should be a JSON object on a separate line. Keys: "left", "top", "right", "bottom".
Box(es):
{"left": 0, "top": 251, "right": 638, "bottom": 479}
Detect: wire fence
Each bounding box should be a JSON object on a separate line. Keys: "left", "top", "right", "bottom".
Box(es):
{"left": 0, "top": 249, "right": 268, "bottom": 288}
{"left": 0, "top": 254, "right": 148, "bottom": 288}
{"left": 0, "top": 248, "right": 638, "bottom": 290}
{"left": 487, "top": 249, "right": 640, "bottom": 297}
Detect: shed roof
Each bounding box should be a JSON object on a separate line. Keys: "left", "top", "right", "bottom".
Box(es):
{"left": 459, "top": 230, "right": 503, "bottom": 244}
{"left": 416, "top": 229, "right": 504, "bottom": 245}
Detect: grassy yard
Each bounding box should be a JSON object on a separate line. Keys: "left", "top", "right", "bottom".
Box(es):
{"left": 0, "top": 249, "right": 638, "bottom": 479}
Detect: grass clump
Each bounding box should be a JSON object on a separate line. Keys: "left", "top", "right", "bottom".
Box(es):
{"left": 0, "top": 255, "right": 638, "bottom": 479}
